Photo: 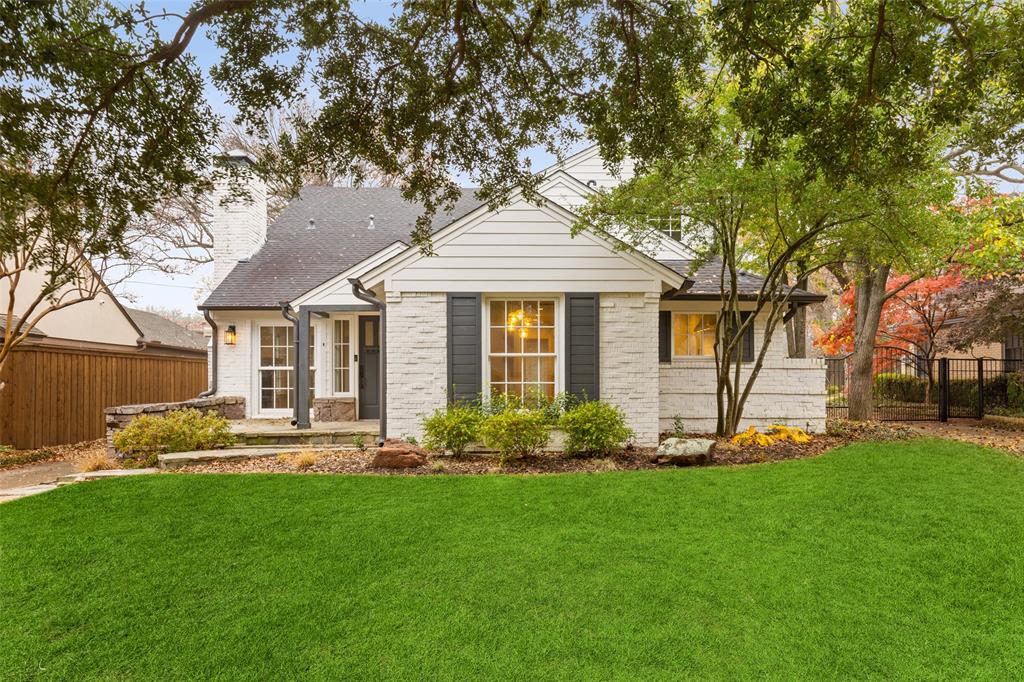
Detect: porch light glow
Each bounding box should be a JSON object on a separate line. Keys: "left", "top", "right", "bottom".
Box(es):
{"left": 224, "top": 325, "right": 237, "bottom": 346}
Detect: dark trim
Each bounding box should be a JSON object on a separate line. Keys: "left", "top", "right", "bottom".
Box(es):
{"left": 295, "top": 308, "right": 311, "bottom": 429}
{"left": 658, "top": 310, "right": 671, "bottom": 363}
{"left": 349, "top": 279, "right": 387, "bottom": 445}
{"left": 446, "top": 293, "right": 483, "bottom": 404}
{"left": 280, "top": 303, "right": 300, "bottom": 425}
{"left": 197, "top": 309, "right": 217, "bottom": 397}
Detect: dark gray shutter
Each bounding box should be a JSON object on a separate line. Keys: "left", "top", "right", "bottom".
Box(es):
{"left": 741, "top": 312, "right": 755, "bottom": 363}
{"left": 565, "top": 293, "right": 599, "bottom": 400}
{"left": 658, "top": 311, "right": 671, "bottom": 362}
{"left": 447, "top": 293, "right": 482, "bottom": 404}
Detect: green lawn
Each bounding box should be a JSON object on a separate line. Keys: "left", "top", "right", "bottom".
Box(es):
{"left": 2, "top": 440, "right": 1022, "bottom": 680}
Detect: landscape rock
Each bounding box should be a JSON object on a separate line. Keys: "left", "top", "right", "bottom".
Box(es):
{"left": 652, "top": 437, "right": 715, "bottom": 466}
{"left": 371, "top": 440, "right": 428, "bottom": 468}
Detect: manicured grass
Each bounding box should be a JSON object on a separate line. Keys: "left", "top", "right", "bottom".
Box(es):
{"left": 2, "top": 440, "right": 1022, "bottom": 680}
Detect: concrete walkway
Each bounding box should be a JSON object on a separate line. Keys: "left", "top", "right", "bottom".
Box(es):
{"left": 0, "top": 462, "right": 158, "bottom": 503}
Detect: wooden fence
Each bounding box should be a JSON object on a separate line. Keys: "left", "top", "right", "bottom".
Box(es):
{"left": 0, "top": 344, "right": 207, "bottom": 450}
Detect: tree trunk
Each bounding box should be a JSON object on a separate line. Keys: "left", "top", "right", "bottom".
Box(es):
{"left": 847, "top": 262, "right": 890, "bottom": 420}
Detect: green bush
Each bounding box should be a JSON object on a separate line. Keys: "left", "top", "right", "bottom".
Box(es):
{"left": 1008, "top": 372, "right": 1024, "bottom": 411}
{"left": 559, "top": 400, "right": 633, "bottom": 457}
{"left": 112, "top": 409, "right": 235, "bottom": 468}
{"left": 872, "top": 373, "right": 927, "bottom": 404}
{"left": 479, "top": 409, "right": 549, "bottom": 463}
{"left": 422, "top": 405, "right": 484, "bottom": 456}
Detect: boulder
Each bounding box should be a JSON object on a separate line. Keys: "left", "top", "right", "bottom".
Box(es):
{"left": 652, "top": 437, "right": 716, "bottom": 467}
{"left": 371, "top": 439, "right": 428, "bottom": 468}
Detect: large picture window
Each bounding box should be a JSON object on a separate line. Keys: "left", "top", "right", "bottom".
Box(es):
{"left": 488, "top": 299, "right": 557, "bottom": 401}
{"left": 258, "top": 325, "right": 314, "bottom": 410}
{"left": 672, "top": 313, "right": 717, "bottom": 357}
{"left": 333, "top": 319, "right": 351, "bottom": 394}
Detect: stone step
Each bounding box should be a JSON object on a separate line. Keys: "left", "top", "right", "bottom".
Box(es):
{"left": 57, "top": 468, "right": 159, "bottom": 483}
{"left": 159, "top": 446, "right": 372, "bottom": 470}
{"left": 232, "top": 431, "right": 378, "bottom": 447}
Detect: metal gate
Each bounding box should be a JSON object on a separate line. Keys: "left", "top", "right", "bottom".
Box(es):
{"left": 826, "top": 347, "right": 1023, "bottom": 422}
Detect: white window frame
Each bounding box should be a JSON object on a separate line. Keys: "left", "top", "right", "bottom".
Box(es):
{"left": 482, "top": 295, "right": 562, "bottom": 401}
{"left": 671, "top": 312, "right": 718, "bottom": 359}
{"left": 254, "top": 323, "right": 315, "bottom": 417}
{"left": 331, "top": 316, "right": 357, "bottom": 397}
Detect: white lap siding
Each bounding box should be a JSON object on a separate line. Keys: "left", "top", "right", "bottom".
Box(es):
{"left": 385, "top": 292, "right": 448, "bottom": 440}
{"left": 599, "top": 293, "right": 661, "bottom": 446}
{"left": 659, "top": 304, "right": 827, "bottom": 433}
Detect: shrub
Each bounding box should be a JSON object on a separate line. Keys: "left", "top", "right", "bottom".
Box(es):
{"left": 872, "top": 373, "right": 927, "bottom": 404}
{"left": 291, "top": 451, "right": 320, "bottom": 469}
{"left": 112, "top": 409, "right": 235, "bottom": 468}
{"left": 671, "top": 415, "right": 686, "bottom": 439}
{"left": 559, "top": 400, "right": 633, "bottom": 456}
{"left": 731, "top": 427, "right": 776, "bottom": 447}
{"left": 479, "top": 409, "right": 549, "bottom": 463}
{"left": 351, "top": 434, "right": 366, "bottom": 451}
{"left": 422, "top": 405, "right": 484, "bottom": 456}
{"left": 78, "top": 453, "right": 117, "bottom": 472}
{"left": 767, "top": 424, "right": 813, "bottom": 444}
{"left": 1008, "top": 372, "right": 1024, "bottom": 411}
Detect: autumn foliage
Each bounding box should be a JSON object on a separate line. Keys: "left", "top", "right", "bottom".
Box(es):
{"left": 816, "top": 272, "right": 964, "bottom": 357}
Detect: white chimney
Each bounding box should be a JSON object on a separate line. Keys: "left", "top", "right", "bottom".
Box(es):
{"left": 211, "top": 149, "right": 268, "bottom": 288}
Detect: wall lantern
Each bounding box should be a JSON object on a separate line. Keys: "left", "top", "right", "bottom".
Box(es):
{"left": 224, "top": 325, "right": 237, "bottom": 346}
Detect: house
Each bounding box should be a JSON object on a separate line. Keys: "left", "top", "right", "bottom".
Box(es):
{"left": 199, "top": 146, "right": 827, "bottom": 445}
{"left": 0, "top": 268, "right": 208, "bottom": 448}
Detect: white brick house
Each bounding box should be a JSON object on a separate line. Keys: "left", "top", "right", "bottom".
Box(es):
{"left": 199, "top": 146, "right": 827, "bottom": 445}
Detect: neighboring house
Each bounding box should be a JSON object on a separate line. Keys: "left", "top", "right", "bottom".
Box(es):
{"left": 0, "top": 270, "right": 208, "bottom": 448}
{"left": 200, "top": 146, "right": 827, "bottom": 444}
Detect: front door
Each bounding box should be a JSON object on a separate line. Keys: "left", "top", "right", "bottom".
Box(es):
{"left": 358, "top": 316, "right": 380, "bottom": 419}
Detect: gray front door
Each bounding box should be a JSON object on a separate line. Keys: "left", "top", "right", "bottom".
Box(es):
{"left": 358, "top": 316, "right": 380, "bottom": 419}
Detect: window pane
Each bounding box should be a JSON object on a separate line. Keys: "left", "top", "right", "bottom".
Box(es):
{"left": 523, "top": 301, "right": 539, "bottom": 324}
{"left": 507, "top": 357, "right": 523, "bottom": 382}
{"left": 508, "top": 329, "right": 523, "bottom": 354}
{"left": 490, "top": 328, "right": 505, "bottom": 353}
{"left": 524, "top": 357, "right": 539, "bottom": 382}
{"left": 672, "top": 314, "right": 686, "bottom": 356}
{"left": 538, "top": 301, "right": 554, "bottom": 326}
{"left": 687, "top": 333, "right": 698, "bottom": 356}
{"left": 490, "top": 357, "right": 505, "bottom": 382}
{"left": 261, "top": 327, "right": 273, "bottom": 346}
{"left": 490, "top": 300, "right": 505, "bottom": 326}
{"left": 260, "top": 346, "right": 273, "bottom": 366}
{"left": 523, "top": 331, "right": 538, "bottom": 354}
{"left": 539, "top": 356, "right": 555, "bottom": 382}
{"left": 702, "top": 334, "right": 716, "bottom": 356}
{"left": 536, "top": 327, "right": 555, "bottom": 353}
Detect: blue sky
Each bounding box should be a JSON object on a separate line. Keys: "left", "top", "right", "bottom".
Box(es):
{"left": 118, "top": 2, "right": 563, "bottom": 313}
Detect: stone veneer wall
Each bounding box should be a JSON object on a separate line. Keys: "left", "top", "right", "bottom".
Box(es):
{"left": 659, "top": 314, "right": 827, "bottom": 433}
{"left": 599, "top": 292, "right": 661, "bottom": 446}
{"left": 104, "top": 395, "right": 245, "bottom": 456}
{"left": 385, "top": 292, "right": 448, "bottom": 440}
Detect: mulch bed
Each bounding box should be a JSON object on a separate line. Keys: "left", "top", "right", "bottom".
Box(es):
{"left": 175, "top": 421, "right": 917, "bottom": 476}
{"left": 0, "top": 439, "right": 106, "bottom": 471}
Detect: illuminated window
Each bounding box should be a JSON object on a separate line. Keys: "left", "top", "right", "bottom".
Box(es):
{"left": 672, "top": 313, "right": 717, "bottom": 357}
{"left": 487, "top": 299, "right": 557, "bottom": 402}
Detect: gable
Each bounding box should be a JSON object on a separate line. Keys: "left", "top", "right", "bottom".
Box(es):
{"left": 535, "top": 170, "right": 595, "bottom": 210}
{"left": 290, "top": 241, "right": 406, "bottom": 307}
{"left": 545, "top": 145, "right": 636, "bottom": 189}
{"left": 363, "top": 195, "right": 684, "bottom": 294}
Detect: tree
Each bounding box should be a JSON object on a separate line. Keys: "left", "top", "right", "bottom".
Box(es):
{"left": 944, "top": 276, "right": 1024, "bottom": 353}
{"left": 817, "top": 272, "right": 965, "bottom": 400}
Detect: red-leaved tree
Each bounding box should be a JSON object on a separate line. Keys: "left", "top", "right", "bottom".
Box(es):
{"left": 817, "top": 272, "right": 964, "bottom": 400}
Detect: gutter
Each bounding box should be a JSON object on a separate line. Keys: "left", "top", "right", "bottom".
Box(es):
{"left": 198, "top": 309, "right": 218, "bottom": 397}
{"left": 349, "top": 278, "right": 386, "bottom": 445}
{"left": 280, "top": 302, "right": 300, "bottom": 426}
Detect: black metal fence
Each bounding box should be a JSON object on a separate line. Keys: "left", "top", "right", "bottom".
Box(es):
{"left": 826, "top": 346, "right": 1024, "bottom": 422}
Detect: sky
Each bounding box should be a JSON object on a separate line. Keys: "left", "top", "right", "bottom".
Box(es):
{"left": 117, "top": 2, "right": 563, "bottom": 314}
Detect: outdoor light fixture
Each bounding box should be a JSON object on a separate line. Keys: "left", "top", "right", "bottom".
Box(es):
{"left": 225, "top": 325, "right": 237, "bottom": 346}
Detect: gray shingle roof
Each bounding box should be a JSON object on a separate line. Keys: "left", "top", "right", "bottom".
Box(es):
{"left": 201, "top": 187, "right": 482, "bottom": 308}
{"left": 126, "top": 308, "right": 207, "bottom": 351}
{"left": 0, "top": 314, "right": 46, "bottom": 338}
{"left": 660, "top": 258, "right": 825, "bottom": 303}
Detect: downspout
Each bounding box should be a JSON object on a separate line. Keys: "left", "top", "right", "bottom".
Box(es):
{"left": 349, "top": 278, "right": 386, "bottom": 445}
{"left": 198, "top": 309, "right": 217, "bottom": 397}
{"left": 280, "top": 302, "right": 300, "bottom": 425}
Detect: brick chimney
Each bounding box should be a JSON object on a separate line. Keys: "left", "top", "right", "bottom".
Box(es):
{"left": 211, "top": 150, "right": 268, "bottom": 288}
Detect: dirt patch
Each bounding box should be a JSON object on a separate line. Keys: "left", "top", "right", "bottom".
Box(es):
{"left": 899, "top": 419, "right": 1024, "bottom": 455}
{"left": 0, "top": 439, "right": 106, "bottom": 471}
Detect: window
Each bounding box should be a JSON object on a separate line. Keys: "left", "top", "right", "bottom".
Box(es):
{"left": 258, "top": 325, "right": 314, "bottom": 410}
{"left": 488, "top": 299, "right": 556, "bottom": 402}
{"left": 333, "top": 319, "right": 351, "bottom": 394}
{"left": 673, "top": 313, "right": 717, "bottom": 357}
